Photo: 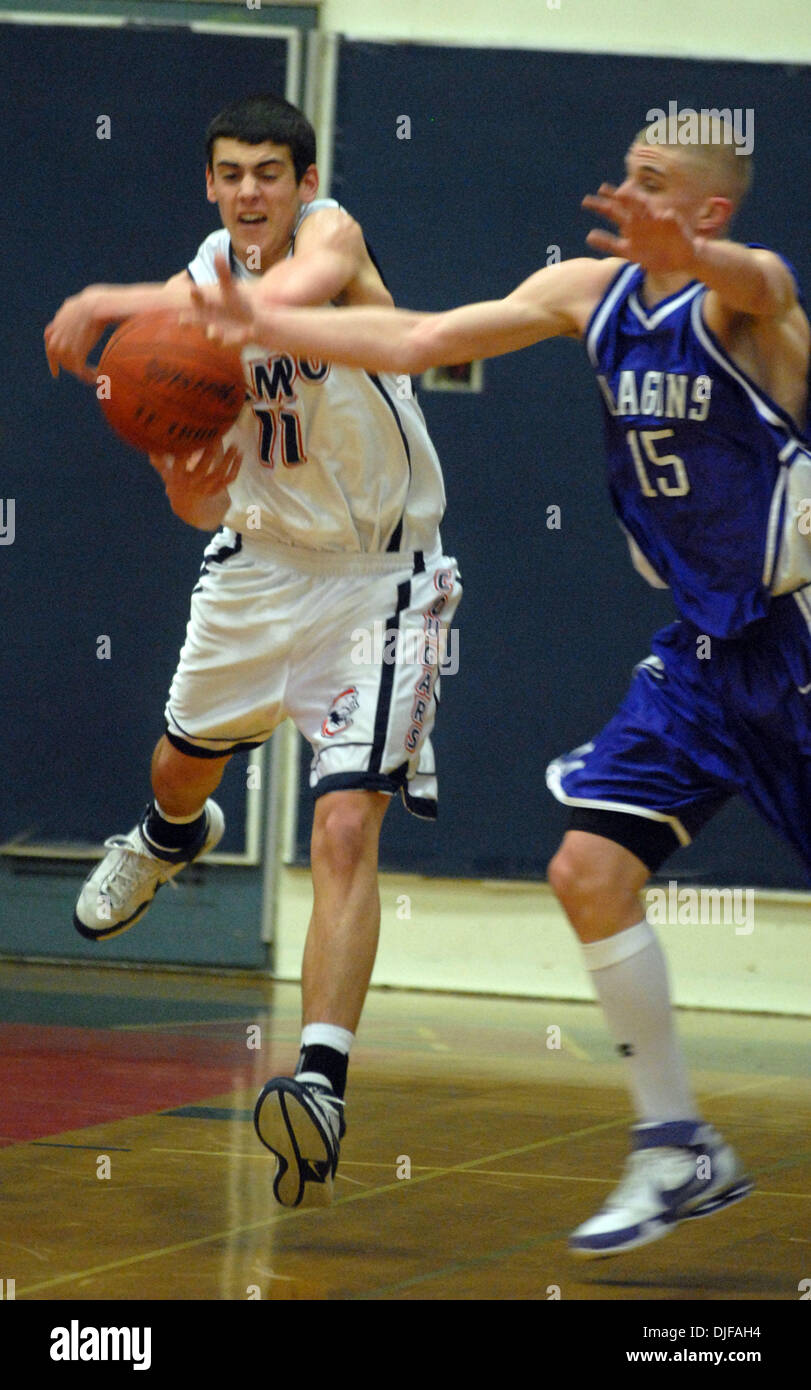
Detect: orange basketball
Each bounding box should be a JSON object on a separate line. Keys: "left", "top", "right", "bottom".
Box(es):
{"left": 97, "top": 310, "right": 246, "bottom": 456}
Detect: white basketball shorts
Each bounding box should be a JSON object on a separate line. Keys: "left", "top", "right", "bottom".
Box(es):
{"left": 164, "top": 529, "right": 462, "bottom": 818}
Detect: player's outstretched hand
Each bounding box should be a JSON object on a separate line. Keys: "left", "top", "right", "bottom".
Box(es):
{"left": 582, "top": 184, "right": 698, "bottom": 276}
{"left": 44, "top": 290, "right": 106, "bottom": 385}
{"left": 186, "top": 254, "right": 262, "bottom": 349}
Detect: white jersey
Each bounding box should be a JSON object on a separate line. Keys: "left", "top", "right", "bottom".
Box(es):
{"left": 187, "top": 202, "right": 447, "bottom": 564}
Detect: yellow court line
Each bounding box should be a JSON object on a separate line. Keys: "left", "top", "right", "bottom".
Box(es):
{"left": 150, "top": 1148, "right": 614, "bottom": 1181}
{"left": 697, "top": 1076, "right": 793, "bottom": 1101}
{"left": 14, "top": 1075, "right": 802, "bottom": 1296}
{"left": 349, "top": 1165, "right": 614, "bottom": 1186}
{"left": 110, "top": 1018, "right": 295, "bottom": 1033}
{"left": 559, "top": 1031, "right": 592, "bottom": 1062}
{"left": 151, "top": 1147, "right": 266, "bottom": 1157}
{"left": 148, "top": 1148, "right": 617, "bottom": 1182}
{"left": 750, "top": 1190, "right": 811, "bottom": 1200}
{"left": 15, "top": 1114, "right": 630, "bottom": 1297}
{"left": 147, "top": 1115, "right": 629, "bottom": 1168}
{"left": 146, "top": 1151, "right": 811, "bottom": 1198}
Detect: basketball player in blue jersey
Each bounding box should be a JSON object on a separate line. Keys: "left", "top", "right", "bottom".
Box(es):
{"left": 187, "top": 118, "right": 811, "bottom": 1258}
{"left": 45, "top": 94, "right": 461, "bottom": 1212}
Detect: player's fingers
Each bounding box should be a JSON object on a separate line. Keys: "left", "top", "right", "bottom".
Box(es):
{"left": 184, "top": 447, "right": 206, "bottom": 473}
{"left": 214, "top": 256, "right": 252, "bottom": 318}
{"left": 149, "top": 453, "right": 174, "bottom": 475}
{"left": 214, "top": 253, "right": 235, "bottom": 288}
{"left": 190, "top": 450, "right": 226, "bottom": 490}
{"left": 197, "top": 444, "right": 240, "bottom": 487}
{"left": 586, "top": 184, "right": 640, "bottom": 219}
{"left": 224, "top": 445, "right": 242, "bottom": 478}
{"left": 205, "top": 322, "right": 247, "bottom": 349}
{"left": 201, "top": 441, "right": 230, "bottom": 476}
{"left": 214, "top": 255, "right": 239, "bottom": 302}
{"left": 585, "top": 228, "right": 626, "bottom": 254}
{"left": 613, "top": 189, "right": 650, "bottom": 221}
{"left": 182, "top": 285, "right": 215, "bottom": 324}
{"left": 581, "top": 193, "right": 624, "bottom": 220}
{"left": 44, "top": 325, "right": 63, "bottom": 377}
{"left": 52, "top": 351, "right": 95, "bottom": 385}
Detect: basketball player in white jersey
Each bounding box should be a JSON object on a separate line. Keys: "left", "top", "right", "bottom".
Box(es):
{"left": 184, "top": 122, "right": 811, "bottom": 1258}
{"left": 45, "top": 93, "right": 461, "bottom": 1210}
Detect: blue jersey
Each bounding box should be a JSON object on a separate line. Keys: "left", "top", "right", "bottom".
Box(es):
{"left": 585, "top": 253, "right": 811, "bottom": 638}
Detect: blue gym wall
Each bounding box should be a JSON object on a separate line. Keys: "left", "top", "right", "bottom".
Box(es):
{"left": 1, "top": 21, "right": 808, "bottom": 967}
{"left": 1, "top": 20, "right": 293, "bottom": 964}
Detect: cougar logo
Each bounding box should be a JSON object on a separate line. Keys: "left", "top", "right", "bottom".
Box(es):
{"left": 322, "top": 687, "right": 360, "bottom": 738}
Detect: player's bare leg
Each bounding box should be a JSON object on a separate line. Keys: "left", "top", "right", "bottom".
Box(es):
{"left": 150, "top": 733, "right": 230, "bottom": 817}
{"left": 548, "top": 829, "right": 752, "bottom": 1256}
{"left": 547, "top": 830, "right": 649, "bottom": 942}
{"left": 73, "top": 734, "right": 229, "bottom": 942}
{"left": 254, "top": 787, "right": 390, "bottom": 1207}
{"left": 302, "top": 788, "right": 390, "bottom": 1032}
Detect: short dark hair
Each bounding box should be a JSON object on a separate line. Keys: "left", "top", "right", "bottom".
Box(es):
{"left": 206, "top": 93, "right": 316, "bottom": 183}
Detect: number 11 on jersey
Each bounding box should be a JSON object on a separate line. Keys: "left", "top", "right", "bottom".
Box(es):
{"left": 254, "top": 404, "right": 307, "bottom": 468}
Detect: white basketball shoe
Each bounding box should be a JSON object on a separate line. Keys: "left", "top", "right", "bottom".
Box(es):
{"left": 73, "top": 799, "right": 225, "bottom": 941}
{"left": 569, "top": 1119, "right": 753, "bottom": 1258}
{"left": 254, "top": 1075, "right": 346, "bottom": 1208}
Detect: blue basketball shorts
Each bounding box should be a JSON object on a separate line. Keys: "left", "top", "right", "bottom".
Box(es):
{"left": 546, "top": 586, "right": 811, "bottom": 879}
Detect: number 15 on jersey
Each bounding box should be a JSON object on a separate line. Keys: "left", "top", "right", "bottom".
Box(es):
{"left": 627, "top": 428, "right": 691, "bottom": 498}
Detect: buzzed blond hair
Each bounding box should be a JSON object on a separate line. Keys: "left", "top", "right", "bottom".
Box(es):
{"left": 635, "top": 116, "right": 753, "bottom": 210}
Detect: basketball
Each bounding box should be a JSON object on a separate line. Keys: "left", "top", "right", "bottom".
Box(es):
{"left": 97, "top": 310, "right": 246, "bottom": 456}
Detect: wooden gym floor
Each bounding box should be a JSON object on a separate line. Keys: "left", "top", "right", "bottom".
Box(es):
{"left": 0, "top": 958, "right": 807, "bottom": 1302}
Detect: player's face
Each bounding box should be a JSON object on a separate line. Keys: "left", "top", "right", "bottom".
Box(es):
{"left": 618, "top": 145, "right": 712, "bottom": 231}
{"left": 206, "top": 138, "right": 318, "bottom": 272}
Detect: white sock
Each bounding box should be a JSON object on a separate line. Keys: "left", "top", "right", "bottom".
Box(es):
{"left": 300, "top": 1023, "right": 355, "bottom": 1055}
{"left": 581, "top": 919, "right": 698, "bottom": 1124}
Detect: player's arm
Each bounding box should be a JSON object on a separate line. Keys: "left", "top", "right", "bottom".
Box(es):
{"left": 190, "top": 253, "right": 619, "bottom": 372}
{"left": 583, "top": 184, "right": 798, "bottom": 318}
{"left": 250, "top": 205, "right": 393, "bottom": 310}
{"left": 690, "top": 242, "right": 798, "bottom": 319}
{"left": 45, "top": 209, "right": 387, "bottom": 379}
{"left": 45, "top": 270, "right": 194, "bottom": 382}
